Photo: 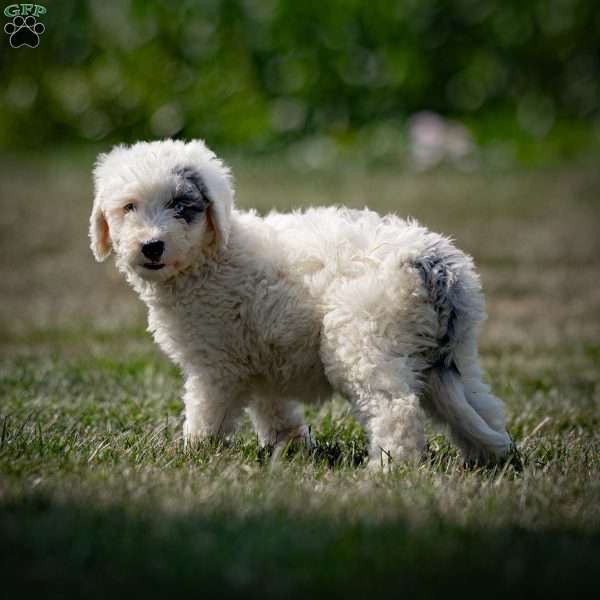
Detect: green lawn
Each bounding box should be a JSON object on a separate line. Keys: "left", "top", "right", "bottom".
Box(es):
{"left": 1, "top": 154, "right": 599, "bottom": 597}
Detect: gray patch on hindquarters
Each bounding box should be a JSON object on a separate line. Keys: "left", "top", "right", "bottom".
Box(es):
{"left": 415, "top": 245, "right": 465, "bottom": 372}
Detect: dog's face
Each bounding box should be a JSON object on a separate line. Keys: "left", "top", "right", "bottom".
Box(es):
{"left": 90, "top": 140, "right": 233, "bottom": 282}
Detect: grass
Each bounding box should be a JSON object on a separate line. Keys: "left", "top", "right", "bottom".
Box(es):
{"left": 1, "top": 153, "right": 599, "bottom": 597}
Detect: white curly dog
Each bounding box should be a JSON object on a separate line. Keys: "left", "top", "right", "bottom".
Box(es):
{"left": 90, "top": 139, "right": 512, "bottom": 467}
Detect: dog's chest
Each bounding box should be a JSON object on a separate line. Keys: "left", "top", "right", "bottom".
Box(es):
{"left": 147, "top": 278, "right": 325, "bottom": 386}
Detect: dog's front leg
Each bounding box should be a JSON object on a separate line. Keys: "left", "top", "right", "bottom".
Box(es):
{"left": 182, "top": 374, "right": 242, "bottom": 447}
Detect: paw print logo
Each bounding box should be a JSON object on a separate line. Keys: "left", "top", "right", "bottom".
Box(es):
{"left": 4, "top": 15, "right": 45, "bottom": 48}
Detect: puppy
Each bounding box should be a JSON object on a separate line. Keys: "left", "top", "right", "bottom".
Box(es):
{"left": 90, "top": 139, "right": 512, "bottom": 466}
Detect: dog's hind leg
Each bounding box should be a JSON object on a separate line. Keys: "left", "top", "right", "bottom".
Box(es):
{"left": 354, "top": 387, "right": 425, "bottom": 469}
{"left": 320, "top": 272, "right": 429, "bottom": 468}
{"left": 322, "top": 340, "right": 426, "bottom": 468}
{"left": 247, "top": 395, "right": 309, "bottom": 450}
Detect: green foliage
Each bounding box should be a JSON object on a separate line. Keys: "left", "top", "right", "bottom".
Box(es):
{"left": 0, "top": 0, "right": 598, "bottom": 157}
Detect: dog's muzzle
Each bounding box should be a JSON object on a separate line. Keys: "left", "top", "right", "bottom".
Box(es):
{"left": 141, "top": 240, "right": 165, "bottom": 269}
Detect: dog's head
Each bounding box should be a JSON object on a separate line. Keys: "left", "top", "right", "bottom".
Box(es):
{"left": 90, "top": 139, "right": 233, "bottom": 282}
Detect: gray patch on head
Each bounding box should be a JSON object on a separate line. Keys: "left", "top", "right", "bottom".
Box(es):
{"left": 170, "top": 166, "right": 211, "bottom": 223}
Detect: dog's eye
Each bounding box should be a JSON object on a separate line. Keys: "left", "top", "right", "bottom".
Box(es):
{"left": 169, "top": 197, "right": 185, "bottom": 212}
{"left": 123, "top": 203, "right": 136, "bottom": 214}
{"left": 168, "top": 195, "right": 205, "bottom": 224}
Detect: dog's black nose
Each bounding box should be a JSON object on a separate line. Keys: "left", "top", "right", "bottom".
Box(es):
{"left": 141, "top": 240, "right": 164, "bottom": 261}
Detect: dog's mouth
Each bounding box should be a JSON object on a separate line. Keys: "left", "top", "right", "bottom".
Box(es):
{"left": 143, "top": 263, "right": 165, "bottom": 271}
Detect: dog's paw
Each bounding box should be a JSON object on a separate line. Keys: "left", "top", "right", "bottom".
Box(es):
{"left": 183, "top": 420, "right": 209, "bottom": 449}
{"left": 366, "top": 444, "right": 422, "bottom": 472}
{"left": 270, "top": 424, "right": 313, "bottom": 464}
{"left": 290, "top": 424, "right": 314, "bottom": 450}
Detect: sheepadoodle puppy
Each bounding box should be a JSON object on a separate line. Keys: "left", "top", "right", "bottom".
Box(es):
{"left": 90, "top": 139, "right": 512, "bottom": 467}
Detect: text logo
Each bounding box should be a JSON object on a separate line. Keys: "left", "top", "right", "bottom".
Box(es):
{"left": 4, "top": 4, "right": 46, "bottom": 48}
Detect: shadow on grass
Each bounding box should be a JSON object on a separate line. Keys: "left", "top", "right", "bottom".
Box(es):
{"left": 1, "top": 495, "right": 598, "bottom": 599}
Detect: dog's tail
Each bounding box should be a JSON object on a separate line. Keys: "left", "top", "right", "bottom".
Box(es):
{"left": 416, "top": 245, "right": 512, "bottom": 463}
{"left": 428, "top": 365, "right": 512, "bottom": 462}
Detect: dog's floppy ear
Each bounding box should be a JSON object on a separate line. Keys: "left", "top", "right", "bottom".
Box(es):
{"left": 89, "top": 203, "right": 111, "bottom": 262}
{"left": 90, "top": 149, "right": 114, "bottom": 262}
{"left": 90, "top": 153, "right": 112, "bottom": 262}
{"left": 186, "top": 140, "right": 234, "bottom": 252}
{"left": 206, "top": 187, "right": 232, "bottom": 252}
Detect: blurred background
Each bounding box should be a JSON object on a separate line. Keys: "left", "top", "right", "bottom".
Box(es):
{"left": 0, "top": 0, "right": 599, "bottom": 340}
{"left": 1, "top": 0, "right": 599, "bottom": 167}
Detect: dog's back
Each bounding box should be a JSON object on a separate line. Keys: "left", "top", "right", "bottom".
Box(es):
{"left": 262, "top": 206, "right": 512, "bottom": 462}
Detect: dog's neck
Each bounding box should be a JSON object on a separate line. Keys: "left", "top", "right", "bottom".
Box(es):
{"left": 128, "top": 256, "right": 216, "bottom": 308}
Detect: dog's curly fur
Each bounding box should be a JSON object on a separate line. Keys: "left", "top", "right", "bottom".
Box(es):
{"left": 90, "top": 139, "right": 511, "bottom": 466}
